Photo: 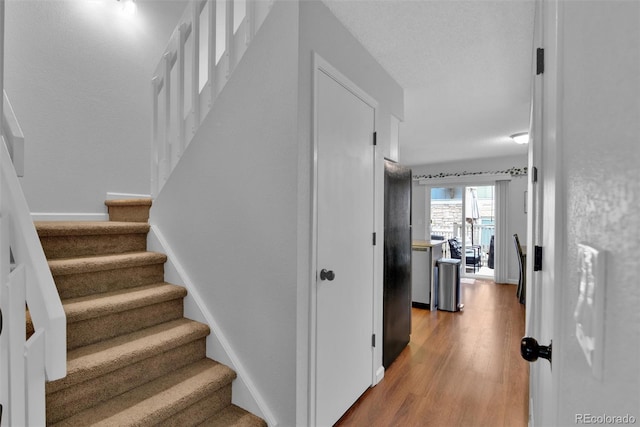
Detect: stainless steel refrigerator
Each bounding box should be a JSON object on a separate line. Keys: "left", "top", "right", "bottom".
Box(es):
{"left": 383, "top": 160, "right": 412, "bottom": 368}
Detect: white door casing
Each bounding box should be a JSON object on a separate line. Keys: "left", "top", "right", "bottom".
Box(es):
{"left": 310, "top": 54, "right": 377, "bottom": 427}
{"left": 526, "top": 0, "right": 563, "bottom": 425}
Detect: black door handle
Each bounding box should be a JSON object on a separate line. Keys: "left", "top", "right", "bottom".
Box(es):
{"left": 521, "top": 337, "right": 552, "bottom": 365}
{"left": 320, "top": 269, "right": 335, "bottom": 281}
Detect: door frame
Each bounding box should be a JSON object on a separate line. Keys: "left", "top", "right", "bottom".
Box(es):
{"left": 526, "top": 0, "right": 564, "bottom": 425}
{"left": 308, "top": 52, "right": 378, "bottom": 426}
{"left": 418, "top": 175, "right": 510, "bottom": 284}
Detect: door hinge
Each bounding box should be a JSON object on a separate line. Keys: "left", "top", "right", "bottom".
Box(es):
{"left": 536, "top": 48, "right": 544, "bottom": 75}
{"left": 372, "top": 334, "right": 376, "bottom": 347}
{"left": 531, "top": 166, "right": 538, "bottom": 183}
{"left": 534, "top": 245, "right": 543, "bottom": 271}
{"left": 372, "top": 232, "right": 377, "bottom": 246}
{"left": 373, "top": 132, "right": 377, "bottom": 146}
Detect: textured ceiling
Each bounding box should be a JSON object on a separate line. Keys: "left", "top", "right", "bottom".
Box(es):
{"left": 322, "top": 0, "right": 535, "bottom": 166}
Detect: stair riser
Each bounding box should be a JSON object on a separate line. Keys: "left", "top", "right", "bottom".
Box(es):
{"left": 162, "top": 385, "right": 232, "bottom": 427}
{"left": 47, "top": 339, "right": 207, "bottom": 424}
{"left": 54, "top": 264, "right": 165, "bottom": 299}
{"left": 40, "top": 234, "right": 148, "bottom": 259}
{"left": 107, "top": 205, "right": 151, "bottom": 223}
{"left": 67, "top": 299, "right": 185, "bottom": 350}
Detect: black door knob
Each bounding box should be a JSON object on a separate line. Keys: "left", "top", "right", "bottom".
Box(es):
{"left": 320, "top": 269, "right": 335, "bottom": 281}
{"left": 521, "top": 337, "right": 552, "bottom": 364}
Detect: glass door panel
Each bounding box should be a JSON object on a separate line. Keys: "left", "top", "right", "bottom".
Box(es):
{"left": 430, "top": 185, "right": 495, "bottom": 278}
{"left": 430, "top": 187, "right": 462, "bottom": 243}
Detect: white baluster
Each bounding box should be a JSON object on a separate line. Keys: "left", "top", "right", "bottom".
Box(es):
{"left": 246, "top": 0, "right": 255, "bottom": 45}
{"left": 151, "top": 76, "right": 161, "bottom": 197}
{"left": 151, "top": 0, "right": 274, "bottom": 195}
{"left": 192, "top": 2, "right": 201, "bottom": 131}
{"left": 163, "top": 51, "right": 173, "bottom": 185}
{"left": 177, "top": 24, "right": 188, "bottom": 161}
{"left": 0, "top": 213, "right": 9, "bottom": 427}
{"left": 25, "top": 330, "right": 46, "bottom": 426}
{"left": 7, "top": 264, "right": 26, "bottom": 427}
{"left": 226, "top": 0, "right": 234, "bottom": 76}
{"left": 209, "top": 0, "right": 217, "bottom": 105}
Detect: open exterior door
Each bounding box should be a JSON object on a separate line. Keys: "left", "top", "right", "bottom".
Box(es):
{"left": 522, "top": 0, "right": 563, "bottom": 425}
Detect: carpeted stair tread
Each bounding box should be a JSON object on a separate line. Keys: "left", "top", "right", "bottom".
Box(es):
{"left": 46, "top": 340, "right": 207, "bottom": 424}
{"left": 27, "top": 283, "right": 183, "bottom": 331}
{"left": 37, "top": 221, "right": 150, "bottom": 259}
{"left": 35, "top": 221, "right": 150, "bottom": 236}
{"left": 48, "top": 251, "right": 167, "bottom": 276}
{"left": 62, "top": 282, "right": 187, "bottom": 323}
{"left": 37, "top": 203, "right": 266, "bottom": 426}
{"left": 198, "top": 405, "right": 268, "bottom": 427}
{"left": 51, "top": 358, "right": 235, "bottom": 427}
{"left": 48, "top": 318, "right": 210, "bottom": 393}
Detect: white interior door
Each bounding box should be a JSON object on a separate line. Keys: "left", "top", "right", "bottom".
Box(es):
{"left": 526, "top": 0, "right": 561, "bottom": 425}
{"left": 314, "top": 63, "right": 375, "bottom": 427}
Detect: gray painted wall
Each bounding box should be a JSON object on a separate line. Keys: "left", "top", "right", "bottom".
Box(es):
{"left": 296, "top": 1, "right": 404, "bottom": 424}
{"left": 556, "top": 1, "right": 639, "bottom": 422}
{"left": 153, "top": 1, "right": 404, "bottom": 424}
{"left": 150, "top": 2, "right": 300, "bottom": 425}
{"left": 9, "top": 0, "right": 403, "bottom": 423}
{"left": 5, "top": 0, "right": 186, "bottom": 214}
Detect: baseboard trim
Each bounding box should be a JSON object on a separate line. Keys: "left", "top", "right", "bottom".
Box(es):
{"left": 31, "top": 212, "right": 109, "bottom": 221}
{"left": 147, "top": 225, "right": 278, "bottom": 427}
{"left": 493, "top": 281, "right": 519, "bottom": 286}
{"left": 375, "top": 366, "right": 385, "bottom": 385}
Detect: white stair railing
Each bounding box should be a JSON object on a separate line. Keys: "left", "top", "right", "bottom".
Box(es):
{"left": 0, "top": 1, "right": 67, "bottom": 424}
{"left": 0, "top": 118, "right": 67, "bottom": 427}
{"left": 2, "top": 91, "right": 23, "bottom": 177}
{"left": 151, "top": 0, "right": 273, "bottom": 197}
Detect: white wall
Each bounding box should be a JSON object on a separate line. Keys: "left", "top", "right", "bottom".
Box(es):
{"left": 411, "top": 154, "right": 528, "bottom": 283}
{"left": 5, "top": 0, "right": 186, "bottom": 214}
{"left": 152, "top": 2, "right": 403, "bottom": 424}
{"left": 150, "top": 3, "right": 300, "bottom": 425}
{"left": 556, "top": 1, "right": 639, "bottom": 423}
{"left": 296, "top": 2, "right": 404, "bottom": 424}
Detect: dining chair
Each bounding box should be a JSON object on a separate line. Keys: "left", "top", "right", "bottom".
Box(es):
{"left": 513, "top": 234, "right": 526, "bottom": 304}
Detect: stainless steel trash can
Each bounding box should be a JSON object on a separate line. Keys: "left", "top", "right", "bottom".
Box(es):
{"left": 436, "top": 258, "right": 462, "bottom": 312}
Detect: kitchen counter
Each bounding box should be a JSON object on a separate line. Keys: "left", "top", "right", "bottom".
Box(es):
{"left": 411, "top": 239, "right": 446, "bottom": 310}
{"left": 412, "top": 239, "right": 446, "bottom": 249}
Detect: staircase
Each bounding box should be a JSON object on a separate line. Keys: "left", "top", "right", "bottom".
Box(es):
{"left": 30, "top": 199, "right": 266, "bottom": 426}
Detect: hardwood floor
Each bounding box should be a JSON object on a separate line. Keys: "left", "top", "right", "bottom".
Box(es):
{"left": 335, "top": 279, "right": 529, "bottom": 427}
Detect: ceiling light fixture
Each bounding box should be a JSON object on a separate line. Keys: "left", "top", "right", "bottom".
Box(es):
{"left": 510, "top": 132, "right": 529, "bottom": 145}
{"left": 118, "top": 0, "right": 137, "bottom": 15}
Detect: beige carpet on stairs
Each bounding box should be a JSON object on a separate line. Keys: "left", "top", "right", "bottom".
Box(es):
{"left": 31, "top": 198, "right": 266, "bottom": 427}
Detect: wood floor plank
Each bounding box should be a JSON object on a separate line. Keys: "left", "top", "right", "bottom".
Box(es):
{"left": 336, "top": 280, "right": 528, "bottom": 427}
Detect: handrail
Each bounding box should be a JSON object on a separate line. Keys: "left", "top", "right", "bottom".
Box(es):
{"left": 0, "top": 0, "right": 65, "bottom": 416}
{"left": 0, "top": 105, "right": 66, "bottom": 427}
{"left": 151, "top": 0, "right": 273, "bottom": 196}
{"left": 3, "top": 90, "right": 24, "bottom": 177}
